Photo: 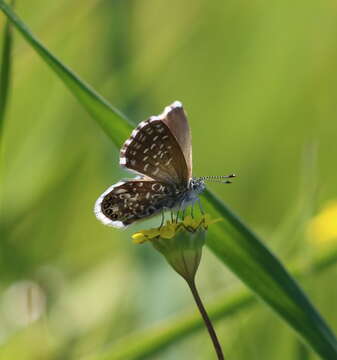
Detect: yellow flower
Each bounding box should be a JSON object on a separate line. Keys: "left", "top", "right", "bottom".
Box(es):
{"left": 131, "top": 214, "right": 221, "bottom": 244}
{"left": 131, "top": 228, "right": 160, "bottom": 244}
{"left": 160, "top": 222, "right": 178, "bottom": 239}
{"left": 203, "top": 213, "right": 222, "bottom": 226}
{"left": 131, "top": 232, "right": 147, "bottom": 244}
{"left": 308, "top": 200, "right": 337, "bottom": 247}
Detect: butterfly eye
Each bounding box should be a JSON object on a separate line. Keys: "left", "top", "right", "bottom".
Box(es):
{"left": 190, "top": 181, "right": 197, "bottom": 191}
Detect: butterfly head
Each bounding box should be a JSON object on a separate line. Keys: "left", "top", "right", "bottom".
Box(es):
{"left": 185, "top": 174, "right": 235, "bottom": 209}
{"left": 189, "top": 178, "right": 206, "bottom": 194}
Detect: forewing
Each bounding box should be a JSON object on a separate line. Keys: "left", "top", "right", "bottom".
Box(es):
{"left": 161, "top": 101, "right": 192, "bottom": 179}
{"left": 94, "top": 179, "right": 176, "bottom": 227}
{"left": 120, "top": 116, "right": 189, "bottom": 184}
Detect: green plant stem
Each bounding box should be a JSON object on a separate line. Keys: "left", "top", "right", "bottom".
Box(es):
{"left": 187, "top": 279, "right": 225, "bottom": 360}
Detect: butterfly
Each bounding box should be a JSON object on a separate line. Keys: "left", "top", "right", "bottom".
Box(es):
{"left": 94, "top": 101, "right": 234, "bottom": 228}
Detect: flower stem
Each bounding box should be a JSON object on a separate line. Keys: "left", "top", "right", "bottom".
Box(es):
{"left": 187, "top": 279, "right": 225, "bottom": 360}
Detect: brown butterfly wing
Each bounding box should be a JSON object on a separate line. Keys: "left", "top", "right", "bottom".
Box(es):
{"left": 95, "top": 102, "right": 192, "bottom": 228}
{"left": 120, "top": 116, "right": 189, "bottom": 185}
{"left": 161, "top": 101, "right": 192, "bottom": 179}
{"left": 94, "top": 179, "right": 178, "bottom": 227}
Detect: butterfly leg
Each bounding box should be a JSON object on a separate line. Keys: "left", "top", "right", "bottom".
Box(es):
{"left": 175, "top": 199, "right": 185, "bottom": 223}
{"left": 159, "top": 209, "right": 165, "bottom": 229}
{"left": 175, "top": 209, "right": 180, "bottom": 223}
{"left": 197, "top": 198, "right": 205, "bottom": 215}
{"left": 182, "top": 207, "right": 186, "bottom": 220}
{"left": 191, "top": 202, "right": 195, "bottom": 218}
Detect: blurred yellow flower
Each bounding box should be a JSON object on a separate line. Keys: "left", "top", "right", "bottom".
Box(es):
{"left": 308, "top": 200, "right": 337, "bottom": 247}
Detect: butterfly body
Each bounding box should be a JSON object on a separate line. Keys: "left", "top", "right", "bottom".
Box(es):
{"left": 94, "top": 101, "right": 233, "bottom": 228}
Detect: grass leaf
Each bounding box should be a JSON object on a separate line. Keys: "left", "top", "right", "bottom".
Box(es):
{"left": 1, "top": 2, "right": 336, "bottom": 359}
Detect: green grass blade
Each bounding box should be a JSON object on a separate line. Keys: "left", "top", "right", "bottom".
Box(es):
{"left": 0, "top": 1, "right": 13, "bottom": 140}
{"left": 0, "top": 1, "right": 133, "bottom": 148}
{"left": 1, "top": 3, "right": 336, "bottom": 359}
{"left": 86, "top": 246, "right": 337, "bottom": 360}
{"left": 203, "top": 191, "right": 337, "bottom": 359}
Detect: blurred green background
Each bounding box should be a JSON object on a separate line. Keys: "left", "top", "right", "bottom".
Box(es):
{"left": 1, "top": 0, "right": 337, "bottom": 359}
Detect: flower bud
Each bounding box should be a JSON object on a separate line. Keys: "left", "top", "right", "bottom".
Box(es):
{"left": 132, "top": 215, "right": 221, "bottom": 282}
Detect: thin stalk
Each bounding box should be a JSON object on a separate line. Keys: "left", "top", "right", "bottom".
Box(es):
{"left": 0, "top": 0, "right": 14, "bottom": 134}
{"left": 187, "top": 279, "right": 225, "bottom": 360}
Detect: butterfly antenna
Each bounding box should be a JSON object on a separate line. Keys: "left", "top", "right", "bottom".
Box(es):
{"left": 200, "top": 174, "right": 236, "bottom": 184}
